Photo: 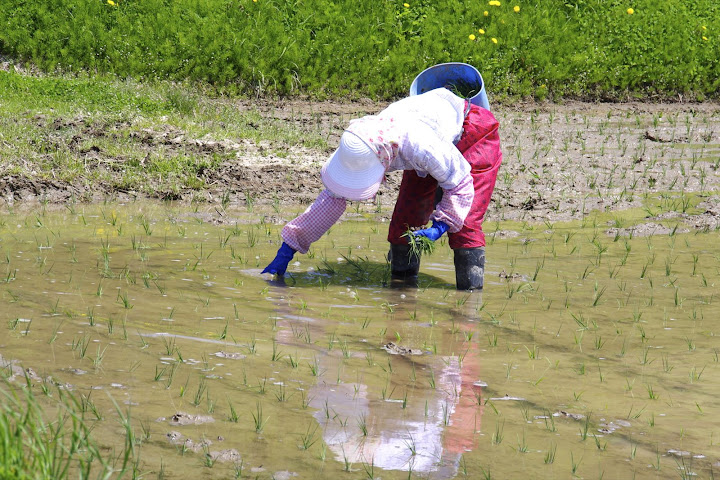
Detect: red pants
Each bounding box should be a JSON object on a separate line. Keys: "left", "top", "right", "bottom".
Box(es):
{"left": 387, "top": 105, "right": 502, "bottom": 249}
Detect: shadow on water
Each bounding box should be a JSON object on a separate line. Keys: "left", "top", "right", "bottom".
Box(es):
{"left": 278, "top": 257, "right": 455, "bottom": 291}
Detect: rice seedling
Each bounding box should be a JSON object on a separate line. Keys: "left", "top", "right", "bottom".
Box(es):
{"left": 403, "top": 433, "right": 417, "bottom": 456}
{"left": 543, "top": 411, "right": 557, "bottom": 433}
{"left": 47, "top": 320, "right": 63, "bottom": 345}
{"left": 71, "top": 334, "right": 91, "bottom": 360}
{"left": 287, "top": 352, "right": 299, "bottom": 369}
{"left": 80, "top": 392, "right": 103, "bottom": 421}
{"left": 365, "top": 351, "right": 374, "bottom": 366}
{"left": 591, "top": 281, "right": 607, "bottom": 306}
{"left": 251, "top": 401, "right": 268, "bottom": 434}
{"left": 357, "top": 413, "right": 368, "bottom": 436}
{"left": 571, "top": 452, "right": 583, "bottom": 476}
{"left": 402, "top": 228, "right": 435, "bottom": 257}
{"left": 117, "top": 291, "right": 133, "bottom": 309}
{"left": 308, "top": 356, "right": 323, "bottom": 377}
{"left": 246, "top": 335, "right": 257, "bottom": 355}
{"left": 579, "top": 414, "right": 592, "bottom": 441}
{"left": 256, "top": 377, "right": 268, "bottom": 395}
{"left": 202, "top": 444, "right": 216, "bottom": 468}
{"left": 274, "top": 384, "right": 291, "bottom": 402}
{"left": 381, "top": 380, "right": 396, "bottom": 401}
{"left": 339, "top": 339, "right": 350, "bottom": 359}
{"left": 92, "top": 345, "right": 108, "bottom": 369}
{"left": 646, "top": 384, "right": 659, "bottom": 400}
{"left": 299, "top": 422, "right": 319, "bottom": 450}
{"left": 192, "top": 377, "right": 208, "bottom": 406}
{"left": 505, "top": 361, "right": 515, "bottom": 378}
{"left": 139, "top": 215, "right": 153, "bottom": 236}
{"left": 689, "top": 365, "right": 706, "bottom": 383}
{"left": 270, "top": 340, "right": 285, "bottom": 362}
{"left": 341, "top": 445, "right": 352, "bottom": 472}
{"left": 492, "top": 418, "right": 505, "bottom": 445}
{"left": 161, "top": 336, "right": 177, "bottom": 356}
{"left": 525, "top": 344, "right": 539, "bottom": 359}
{"left": 516, "top": 431, "right": 529, "bottom": 453}
{"left": 544, "top": 442, "right": 557, "bottom": 464}
{"left": 652, "top": 448, "right": 661, "bottom": 470}
{"left": 361, "top": 456, "right": 376, "bottom": 480}
{"left": 153, "top": 365, "right": 167, "bottom": 382}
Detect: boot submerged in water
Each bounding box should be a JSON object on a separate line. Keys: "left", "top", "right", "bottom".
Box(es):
{"left": 454, "top": 247, "right": 485, "bottom": 291}
{"left": 388, "top": 243, "right": 420, "bottom": 287}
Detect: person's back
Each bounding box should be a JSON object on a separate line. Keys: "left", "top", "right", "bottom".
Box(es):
{"left": 379, "top": 88, "right": 466, "bottom": 146}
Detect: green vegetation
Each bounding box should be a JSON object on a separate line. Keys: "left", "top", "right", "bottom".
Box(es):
{"left": 1, "top": 0, "right": 718, "bottom": 100}
{"left": 445, "top": 79, "right": 484, "bottom": 100}
{"left": 0, "top": 70, "right": 329, "bottom": 198}
{"left": 402, "top": 228, "right": 436, "bottom": 257}
{"left": 0, "top": 381, "right": 132, "bottom": 479}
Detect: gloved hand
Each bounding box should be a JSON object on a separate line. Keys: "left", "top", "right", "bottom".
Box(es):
{"left": 262, "top": 242, "right": 296, "bottom": 276}
{"left": 413, "top": 220, "right": 450, "bottom": 242}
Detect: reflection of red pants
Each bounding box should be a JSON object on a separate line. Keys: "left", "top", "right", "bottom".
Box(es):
{"left": 387, "top": 105, "right": 502, "bottom": 249}
{"left": 444, "top": 344, "right": 483, "bottom": 455}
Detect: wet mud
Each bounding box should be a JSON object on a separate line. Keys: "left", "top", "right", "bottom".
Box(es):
{"left": 3, "top": 100, "right": 719, "bottom": 233}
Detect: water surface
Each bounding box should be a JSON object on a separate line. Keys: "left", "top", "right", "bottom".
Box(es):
{"left": 2, "top": 202, "right": 719, "bottom": 479}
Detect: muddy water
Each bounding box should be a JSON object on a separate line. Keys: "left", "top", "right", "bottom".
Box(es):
{"left": 2, "top": 202, "right": 719, "bottom": 479}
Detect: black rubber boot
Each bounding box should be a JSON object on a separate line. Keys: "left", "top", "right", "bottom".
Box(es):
{"left": 388, "top": 244, "right": 420, "bottom": 287}
{"left": 454, "top": 247, "right": 485, "bottom": 291}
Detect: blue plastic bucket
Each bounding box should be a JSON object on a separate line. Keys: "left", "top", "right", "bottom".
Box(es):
{"left": 410, "top": 62, "right": 490, "bottom": 110}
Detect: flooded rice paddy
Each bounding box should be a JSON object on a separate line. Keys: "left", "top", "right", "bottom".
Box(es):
{"left": 2, "top": 201, "right": 720, "bottom": 479}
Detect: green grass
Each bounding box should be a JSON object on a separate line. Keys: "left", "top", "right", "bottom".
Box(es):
{"left": 0, "top": 0, "right": 718, "bottom": 100}
{"left": 0, "top": 380, "right": 132, "bottom": 479}
{"left": 0, "top": 70, "right": 329, "bottom": 198}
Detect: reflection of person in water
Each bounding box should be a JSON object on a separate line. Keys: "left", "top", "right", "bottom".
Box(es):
{"left": 266, "top": 281, "right": 484, "bottom": 478}
{"left": 441, "top": 318, "right": 484, "bottom": 459}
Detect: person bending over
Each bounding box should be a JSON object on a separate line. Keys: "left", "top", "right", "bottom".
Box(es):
{"left": 263, "top": 86, "right": 502, "bottom": 290}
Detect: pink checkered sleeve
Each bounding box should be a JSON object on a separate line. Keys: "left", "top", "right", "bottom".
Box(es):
{"left": 281, "top": 189, "right": 347, "bottom": 254}
{"left": 430, "top": 175, "right": 474, "bottom": 232}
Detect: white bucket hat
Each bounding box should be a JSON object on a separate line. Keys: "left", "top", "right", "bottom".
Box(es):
{"left": 321, "top": 130, "right": 385, "bottom": 201}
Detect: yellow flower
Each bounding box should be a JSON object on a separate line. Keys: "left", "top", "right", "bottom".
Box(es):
{"left": 514, "top": 5, "right": 520, "bottom": 12}
{"left": 626, "top": 7, "right": 634, "bottom": 14}
{"left": 107, "top": 0, "right": 115, "bottom": 5}
{"left": 702, "top": 36, "right": 708, "bottom": 41}
{"left": 488, "top": 0, "right": 501, "bottom": 6}
{"left": 403, "top": 2, "right": 410, "bottom": 7}
{"left": 469, "top": 34, "right": 476, "bottom": 41}
{"left": 478, "top": 28, "right": 485, "bottom": 34}
{"left": 491, "top": 37, "right": 498, "bottom": 44}
{"left": 701, "top": 25, "right": 707, "bottom": 30}
{"left": 483, "top": 10, "right": 489, "bottom": 16}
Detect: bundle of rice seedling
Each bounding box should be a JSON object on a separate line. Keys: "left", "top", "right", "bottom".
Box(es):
{"left": 402, "top": 228, "right": 435, "bottom": 257}
{"left": 445, "top": 79, "right": 482, "bottom": 100}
